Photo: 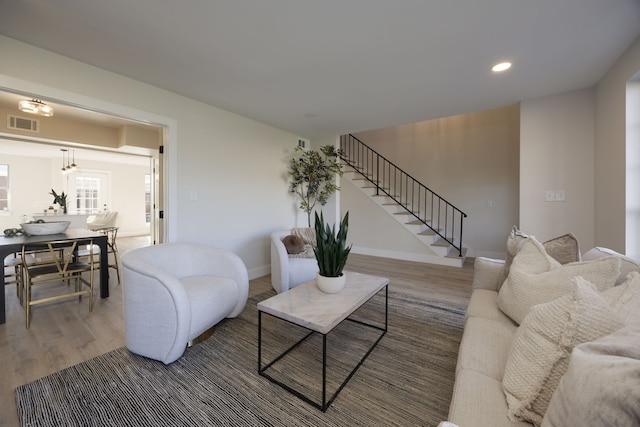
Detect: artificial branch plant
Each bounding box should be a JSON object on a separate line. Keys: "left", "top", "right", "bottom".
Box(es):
{"left": 288, "top": 145, "right": 344, "bottom": 226}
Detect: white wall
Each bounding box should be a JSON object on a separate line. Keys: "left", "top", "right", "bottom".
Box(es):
{"left": 0, "top": 35, "right": 304, "bottom": 279}
{"left": 519, "top": 88, "right": 596, "bottom": 249}
{"left": 595, "top": 36, "right": 640, "bottom": 253}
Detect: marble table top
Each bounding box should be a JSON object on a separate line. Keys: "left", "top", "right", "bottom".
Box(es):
{"left": 257, "top": 271, "right": 389, "bottom": 334}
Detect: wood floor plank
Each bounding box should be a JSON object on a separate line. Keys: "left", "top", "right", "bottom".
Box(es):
{"left": 1, "top": 237, "right": 473, "bottom": 427}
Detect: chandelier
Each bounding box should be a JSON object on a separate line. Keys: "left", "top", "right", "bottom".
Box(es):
{"left": 18, "top": 99, "right": 54, "bottom": 117}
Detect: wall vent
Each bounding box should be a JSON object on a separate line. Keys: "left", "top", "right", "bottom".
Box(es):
{"left": 7, "top": 115, "right": 39, "bottom": 133}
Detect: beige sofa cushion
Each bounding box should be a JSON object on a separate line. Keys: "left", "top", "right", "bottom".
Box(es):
{"left": 503, "top": 278, "right": 625, "bottom": 426}
{"left": 449, "top": 369, "right": 531, "bottom": 427}
{"left": 456, "top": 316, "right": 518, "bottom": 380}
{"left": 466, "top": 289, "right": 518, "bottom": 326}
{"left": 497, "top": 238, "right": 620, "bottom": 325}
{"left": 472, "top": 257, "right": 506, "bottom": 291}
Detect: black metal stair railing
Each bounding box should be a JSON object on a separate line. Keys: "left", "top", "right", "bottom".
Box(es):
{"left": 340, "top": 134, "right": 468, "bottom": 257}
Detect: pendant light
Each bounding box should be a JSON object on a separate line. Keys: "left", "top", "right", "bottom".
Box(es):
{"left": 61, "top": 149, "right": 68, "bottom": 173}
{"left": 70, "top": 149, "right": 77, "bottom": 170}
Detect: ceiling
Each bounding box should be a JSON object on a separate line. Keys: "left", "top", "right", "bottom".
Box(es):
{"left": 0, "top": 0, "right": 639, "bottom": 139}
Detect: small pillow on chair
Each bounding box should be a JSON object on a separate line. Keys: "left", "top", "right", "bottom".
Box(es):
{"left": 282, "top": 235, "right": 305, "bottom": 254}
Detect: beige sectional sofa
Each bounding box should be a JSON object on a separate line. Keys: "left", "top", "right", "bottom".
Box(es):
{"left": 442, "top": 230, "right": 640, "bottom": 427}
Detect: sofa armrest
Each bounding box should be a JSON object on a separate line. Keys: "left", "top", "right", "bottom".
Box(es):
{"left": 472, "top": 257, "right": 505, "bottom": 292}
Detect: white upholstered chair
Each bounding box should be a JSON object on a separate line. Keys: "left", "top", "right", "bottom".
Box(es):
{"left": 86, "top": 211, "right": 118, "bottom": 230}
{"left": 270, "top": 230, "right": 319, "bottom": 294}
{"left": 120, "top": 242, "right": 249, "bottom": 364}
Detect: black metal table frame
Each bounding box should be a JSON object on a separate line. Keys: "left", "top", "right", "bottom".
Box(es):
{"left": 258, "top": 285, "right": 388, "bottom": 412}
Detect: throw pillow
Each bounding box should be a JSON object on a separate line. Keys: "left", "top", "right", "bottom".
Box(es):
{"left": 542, "top": 233, "right": 580, "bottom": 265}
{"left": 503, "top": 277, "right": 625, "bottom": 426}
{"left": 582, "top": 246, "right": 640, "bottom": 286}
{"left": 603, "top": 271, "right": 640, "bottom": 325}
{"left": 291, "top": 227, "right": 316, "bottom": 247}
{"left": 497, "top": 227, "right": 581, "bottom": 289}
{"left": 541, "top": 324, "right": 640, "bottom": 427}
{"left": 497, "top": 226, "right": 529, "bottom": 287}
{"left": 281, "top": 234, "right": 305, "bottom": 255}
{"left": 497, "top": 238, "right": 620, "bottom": 325}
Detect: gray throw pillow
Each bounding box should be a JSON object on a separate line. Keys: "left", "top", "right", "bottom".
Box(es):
{"left": 282, "top": 234, "right": 305, "bottom": 254}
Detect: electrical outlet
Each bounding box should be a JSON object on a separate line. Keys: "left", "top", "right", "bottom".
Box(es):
{"left": 545, "top": 190, "right": 566, "bottom": 202}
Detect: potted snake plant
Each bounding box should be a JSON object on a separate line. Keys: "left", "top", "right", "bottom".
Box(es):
{"left": 313, "top": 211, "right": 352, "bottom": 293}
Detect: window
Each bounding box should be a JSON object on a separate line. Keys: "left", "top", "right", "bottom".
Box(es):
{"left": 0, "top": 164, "right": 9, "bottom": 213}
{"left": 75, "top": 176, "right": 101, "bottom": 214}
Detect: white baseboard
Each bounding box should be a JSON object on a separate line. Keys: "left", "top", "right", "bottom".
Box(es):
{"left": 249, "top": 265, "right": 271, "bottom": 281}
{"left": 350, "top": 245, "right": 464, "bottom": 267}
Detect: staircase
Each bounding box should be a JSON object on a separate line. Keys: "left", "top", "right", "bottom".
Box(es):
{"left": 340, "top": 134, "right": 468, "bottom": 267}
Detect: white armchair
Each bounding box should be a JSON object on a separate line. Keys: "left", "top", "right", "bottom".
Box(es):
{"left": 270, "top": 230, "right": 318, "bottom": 294}
{"left": 121, "top": 242, "right": 248, "bottom": 364}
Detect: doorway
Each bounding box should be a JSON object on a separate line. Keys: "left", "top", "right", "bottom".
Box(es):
{"left": 0, "top": 88, "right": 166, "bottom": 244}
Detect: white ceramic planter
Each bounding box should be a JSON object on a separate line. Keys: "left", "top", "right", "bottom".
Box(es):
{"left": 316, "top": 272, "right": 346, "bottom": 294}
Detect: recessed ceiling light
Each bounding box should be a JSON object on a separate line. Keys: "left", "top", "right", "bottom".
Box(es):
{"left": 492, "top": 62, "right": 512, "bottom": 72}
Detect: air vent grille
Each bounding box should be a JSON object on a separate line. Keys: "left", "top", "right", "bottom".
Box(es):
{"left": 7, "top": 115, "right": 39, "bottom": 133}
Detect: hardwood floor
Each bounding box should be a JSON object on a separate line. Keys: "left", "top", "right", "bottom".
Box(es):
{"left": 0, "top": 238, "right": 474, "bottom": 427}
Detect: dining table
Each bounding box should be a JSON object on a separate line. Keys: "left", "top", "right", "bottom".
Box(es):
{"left": 0, "top": 228, "right": 109, "bottom": 324}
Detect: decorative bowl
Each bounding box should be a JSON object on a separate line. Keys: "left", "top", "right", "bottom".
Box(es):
{"left": 21, "top": 221, "right": 71, "bottom": 235}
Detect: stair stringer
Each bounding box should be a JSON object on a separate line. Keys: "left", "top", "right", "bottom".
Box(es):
{"left": 343, "top": 169, "right": 467, "bottom": 267}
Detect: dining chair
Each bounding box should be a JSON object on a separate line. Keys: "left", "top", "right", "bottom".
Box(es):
{"left": 77, "top": 226, "right": 121, "bottom": 285}
{"left": 4, "top": 254, "right": 24, "bottom": 305}
{"left": 21, "top": 238, "right": 95, "bottom": 328}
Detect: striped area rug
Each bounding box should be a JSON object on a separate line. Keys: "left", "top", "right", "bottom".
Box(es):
{"left": 15, "top": 290, "right": 465, "bottom": 427}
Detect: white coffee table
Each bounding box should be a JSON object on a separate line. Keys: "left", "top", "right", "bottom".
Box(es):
{"left": 257, "top": 271, "right": 389, "bottom": 411}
